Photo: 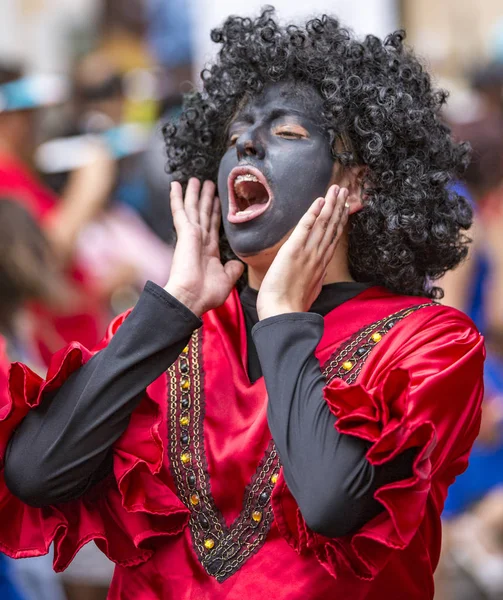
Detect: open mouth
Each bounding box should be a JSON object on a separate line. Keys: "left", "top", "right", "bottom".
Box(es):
{"left": 227, "top": 165, "right": 273, "bottom": 224}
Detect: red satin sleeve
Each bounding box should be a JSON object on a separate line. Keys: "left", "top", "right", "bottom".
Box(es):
{"left": 0, "top": 312, "right": 190, "bottom": 571}
{"left": 272, "top": 312, "right": 485, "bottom": 581}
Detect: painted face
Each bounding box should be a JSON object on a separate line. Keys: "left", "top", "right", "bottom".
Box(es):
{"left": 217, "top": 81, "right": 335, "bottom": 257}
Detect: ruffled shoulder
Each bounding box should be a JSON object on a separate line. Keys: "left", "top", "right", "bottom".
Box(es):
{"left": 273, "top": 315, "right": 484, "bottom": 581}
{"left": 0, "top": 312, "right": 190, "bottom": 571}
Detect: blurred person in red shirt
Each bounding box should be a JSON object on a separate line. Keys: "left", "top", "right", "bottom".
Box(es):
{"left": 0, "top": 64, "right": 116, "bottom": 363}
{"left": 0, "top": 198, "right": 73, "bottom": 370}
{"left": 0, "top": 197, "right": 69, "bottom": 600}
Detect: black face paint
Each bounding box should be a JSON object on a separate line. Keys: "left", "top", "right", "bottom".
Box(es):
{"left": 217, "top": 81, "right": 335, "bottom": 257}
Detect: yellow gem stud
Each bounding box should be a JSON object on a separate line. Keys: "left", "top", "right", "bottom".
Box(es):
{"left": 342, "top": 361, "right": 353, "bottom": 371}
{"left": 371, "top": 332, "right": 382, "bottom": 343}
{"left": 181, "top": 377, "right": 190, "bottom": 391}
{"left": 190, "top": 493, "right": 200, "bottom": 506}
{"left": 181, "top": 452, "right": 191, "bottom": 464}
{"left": 270, "top": 473, "right": 279, "bottom": 485}
{"left": 252, "top": 510, "right": 263, "bottom": 523}
{"left": 180, "top": 415, "right": 190, "bottom": 427}
{"left": 182, "top": 346, "right": 189, "bottom": 354}
{"left": 204, "top": 538, "right": 215, "bottom": 550}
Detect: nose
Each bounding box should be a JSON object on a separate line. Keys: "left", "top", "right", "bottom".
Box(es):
{"left": 236, "top": 131, "right": 265, "bottom": 160}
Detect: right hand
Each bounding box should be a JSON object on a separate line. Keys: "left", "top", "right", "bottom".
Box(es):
{"left": 165, "top": 178, "right": 244, "bottom": 317}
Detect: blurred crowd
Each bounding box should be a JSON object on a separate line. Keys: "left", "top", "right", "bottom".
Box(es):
{"left": 1, "top": 1, "right": 503, "bottom": 599}
{"left": 435, "top": 60, "right": 503, "bottom": 600}
{"left": 0, "top": 1, "right": 191, "bottom": 599}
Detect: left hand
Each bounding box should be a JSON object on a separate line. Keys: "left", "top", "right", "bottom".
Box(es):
{"left": 257, "top": 185, "right": 349, "bottom": 320}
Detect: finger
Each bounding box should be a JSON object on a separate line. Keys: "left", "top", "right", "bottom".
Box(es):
{"left": 209, "top": 197, "right": 222, "bottom": 248}
{"left": 184, "top": 177, "right": 201, "bottom": 224}
{"left": 320, "top": 187, "right": 348, "bottom": 252}
{"left": 199, "top": 180, "right": 216, "bottom": 236}
{"left": 223, "top": 259, "right": 245, "bottom": 285}
{"left": 326, "top": 198, "right": 350, "bottom": 252}
{"left": 306, "top": 185, "right": 339, "bottom": 250}
{"left": 288, "top": 197, "right": 325, "bottom": 247}
{"left": 170, "top": 182, "right": 189, "bottom": 233}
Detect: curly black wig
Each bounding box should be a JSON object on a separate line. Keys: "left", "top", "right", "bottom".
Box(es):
{"left": 163, "top": 7, "right": 472, "bottom": 299}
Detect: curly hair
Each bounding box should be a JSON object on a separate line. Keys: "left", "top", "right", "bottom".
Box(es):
{"left": 163, "top": 7, "right": 472, "bottom": 299}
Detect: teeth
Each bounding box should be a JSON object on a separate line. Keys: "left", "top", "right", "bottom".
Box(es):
{"left": 234, "top": 174, "right": 259, "bottom": 187}
{"left": 236, "top": 209, "right": 254, "bottom": 216}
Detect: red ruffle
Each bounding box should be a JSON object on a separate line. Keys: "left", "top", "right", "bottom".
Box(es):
{"left": 272, "top": 368, "right": 435, "bottom": 581}
{"left": 0, "top": 339, "right": 190, "bottom": 571}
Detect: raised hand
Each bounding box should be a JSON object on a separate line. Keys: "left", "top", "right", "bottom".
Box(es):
{"left": 165, "top": 178, "right": 244, "bottom": 317}
{"left": 257, "top": 185, "right": 349, "bottom": 320}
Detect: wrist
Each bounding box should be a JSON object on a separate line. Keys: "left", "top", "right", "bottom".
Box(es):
{"left": 257, "top": 301, "right": 301, "bottom": 321}
{"left": 164, "top": 283, "right": 204, "bottom": 318}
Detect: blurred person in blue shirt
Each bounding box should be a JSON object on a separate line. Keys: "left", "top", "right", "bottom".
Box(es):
{"left": 439, "top": 87, "right": 503, "bottom": 597}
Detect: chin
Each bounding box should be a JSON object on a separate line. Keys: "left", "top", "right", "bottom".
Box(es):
{"left": 231, "top": 244, "right": 275, "bottom": 262}
{"left": 229, "top": 234, "right": 286, "bottom": 266}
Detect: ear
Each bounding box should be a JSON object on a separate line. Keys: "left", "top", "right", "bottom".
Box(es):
{"left": 333, "top": 165, "right": 366, "bottom": 215}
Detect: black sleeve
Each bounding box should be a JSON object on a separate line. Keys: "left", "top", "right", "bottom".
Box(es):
{"left": 4, "top": 281, "right": 201, "bottom": 507}
{"left": 252, "top": 313, "right": 415, "bottom": 538}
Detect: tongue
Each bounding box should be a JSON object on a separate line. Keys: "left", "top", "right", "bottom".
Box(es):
{"left": 235, "top": 180, "right": 269, "bottom": 210}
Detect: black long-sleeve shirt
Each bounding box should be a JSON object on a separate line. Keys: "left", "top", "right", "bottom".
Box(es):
{"left": 4, "top": 281, "right": 414, "bottom": 537}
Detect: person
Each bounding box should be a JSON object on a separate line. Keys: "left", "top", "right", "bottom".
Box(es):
{"left": 437, "top": 96, "right": 503, "bottom": 598}
{"left": 50, "top": 53, "right": 174, "bottom": 315}
{"left": 0, "top": 9, "right": 484, "bottom": 600}
{"left": 0, "top": 198, "right": 69, "bottom": 600}
{"left": 0, "top": 198, "right": 72, "bottom": 369}
{"left": 0, "top": 64, "right": 115, "bottom": 363}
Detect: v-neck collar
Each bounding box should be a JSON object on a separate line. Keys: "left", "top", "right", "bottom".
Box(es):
{"left": 238, "top": 281, "right": 373, "bottom": 384}
{"left": 239, "top": 281, "right": 372, "bottom": 320}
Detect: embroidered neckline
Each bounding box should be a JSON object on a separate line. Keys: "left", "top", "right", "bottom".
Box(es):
{"left": 168, "top": 333, "right": 280, "bottom": 582}
{"left": 323, "top": 303, "right": 433, "bottom": 385}
{"left": 167, "top": 302, "right": 433, "bottom": 582}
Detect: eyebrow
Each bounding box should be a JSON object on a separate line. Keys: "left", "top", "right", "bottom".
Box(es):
{"left": 232, "top": 106, "right": 310, "bottom": 125}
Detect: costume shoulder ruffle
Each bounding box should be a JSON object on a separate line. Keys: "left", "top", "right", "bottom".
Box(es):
{"left": 0, "top": 312, "right": 190, "bottom": 571}
{"left": 273, "top": 309, "right": 484, "bottom": 581}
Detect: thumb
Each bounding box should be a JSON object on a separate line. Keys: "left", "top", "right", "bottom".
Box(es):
{"left": 224, "top": 260, "right": 245, "bottom": 285}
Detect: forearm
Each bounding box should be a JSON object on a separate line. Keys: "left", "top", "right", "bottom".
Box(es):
{"left": 5, "top": 281, "right": 201, "bottom": 506}
{"left": 47, "top": 155, "right": 114, "bottom": 260}
{"left": 252, "top": 314, "right": 414, "bottom": 537}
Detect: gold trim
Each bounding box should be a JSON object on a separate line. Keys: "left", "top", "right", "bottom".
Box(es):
{"left": 168, "top": 301, "right": 434, "bottom": 582}
{"left": 168, "top": 331, "right": 280, "bottom": 582}
{"left": 323, "top": 303, "right": 433, "bottom": 385}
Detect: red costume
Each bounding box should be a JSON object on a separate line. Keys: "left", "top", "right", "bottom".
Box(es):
{"left": 0, "top": 339, "right": 9, "bottom": 413}
{"left": 0, "top": 153, "right": 107, "bottom": 362}
{"left": 0, "top": 287, "right": 484, "bottom": 599}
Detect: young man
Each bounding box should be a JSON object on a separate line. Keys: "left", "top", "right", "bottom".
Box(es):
{"left": 0, "top": 10, "right": 484, "bottom": 600}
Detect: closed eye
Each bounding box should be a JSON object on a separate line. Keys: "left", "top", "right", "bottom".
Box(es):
{"left": 273, "top": 126, "right": 309, "bottom": 140}
{"left": 276, "top": 131, "right": 303, "bottom": 139}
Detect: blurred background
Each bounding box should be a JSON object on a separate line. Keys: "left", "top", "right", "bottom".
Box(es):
{"left": 0, "top": 1, "right": 502, "bottom": 599}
